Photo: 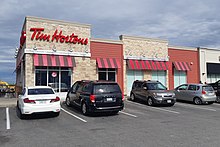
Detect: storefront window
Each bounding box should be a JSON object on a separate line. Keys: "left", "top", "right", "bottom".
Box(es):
{"left": 98, "top": 68, "right": 116, "bottom": 82}
{"left": 152, "top": 71, "right": 167, "bottom": 87}
{"left": 35, "top": 67, "right": 72, "bottom": 92}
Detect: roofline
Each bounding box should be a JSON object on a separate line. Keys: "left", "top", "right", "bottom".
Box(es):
{"left": 119, "top": 35, "right": 168, "bottom": 43}
{"left": 91, "top": 38, "right": 123, "bottom": 44}
{"left": 25, "top": 16, "right": 91, "bottom": 28}
{"left": 198, "top": 47, "right": 220, "bottom": 51}
{"left": 169, "top": 45, "right": 198, "bottom": 51}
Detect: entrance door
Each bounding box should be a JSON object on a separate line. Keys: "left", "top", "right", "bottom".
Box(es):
{"left": 126, "top": 70, "right": 143, "bottom": 95}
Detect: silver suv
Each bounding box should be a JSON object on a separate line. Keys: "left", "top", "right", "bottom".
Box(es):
{"left": 130, "top": 80, "right": 176, "bottom": 106}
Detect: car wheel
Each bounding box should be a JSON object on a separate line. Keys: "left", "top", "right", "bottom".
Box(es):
{"left": 193, "top": 97, "right": 202, "bottom": 105}
{"left": 81, "top": 102, "right": 89, "bottom": 116}
{"left": 66, "top": 97, "right": 71, "bottom": 107}
{"left": 216, "top": 96, "right": 220, "bottom": 103}
{"left": 168, "top": 103, "right": 175, "bottom": 107}
{"left": 130, "top": 94, "right": 136, "bottom": 101}
{"left": 147, "top": 97, "right": 154, "bottom": 106}
{"left": 17, "top": 102, "right": 25, "bottom": 119}
{"left": 53, "top": 112, "right": 60, "bottom": 117}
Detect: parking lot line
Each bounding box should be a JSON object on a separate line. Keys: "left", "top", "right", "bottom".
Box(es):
{"left": 175, "top": 103, "right": 217, "bottom": 112}
{"left": 125, "top": 100, "right": 180, "bottom": 114}
{"left": 119, "top": 111, "right": 137, "bottom": 118}
{"left": 6, "top": 107, "right": 10, "bottom": 130}
{"left": 61, "top": 108, "right": 87, "bottom": 123}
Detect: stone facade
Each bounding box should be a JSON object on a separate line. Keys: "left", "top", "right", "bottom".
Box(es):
{"left": 120, "top": 35, "right": 168, "bottom": 59}
{"left": 73, "top": 57, "right": 97, "bottom": 83}
{"left": 120, "top": 35, "right": 169, "bottom": 95}
{"left": 25, "top": 16, "right": 91, "bottom": 53}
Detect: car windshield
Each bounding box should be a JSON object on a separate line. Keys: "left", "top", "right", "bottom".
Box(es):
{"left": 28, "top": 88, "right": 55, "bottom": 95}
{"left": 147, "top": 83, "right": 166, "bottom": 90}
{"left": 94, "top": 83, "right": 121, "bottom": 94}
{"left": 202, "top": 86, "right": 214, "bottom": 92}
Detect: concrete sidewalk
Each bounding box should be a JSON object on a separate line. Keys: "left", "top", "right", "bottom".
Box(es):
{"left": 0, "top": 98, "right": 17, "bottom": 107}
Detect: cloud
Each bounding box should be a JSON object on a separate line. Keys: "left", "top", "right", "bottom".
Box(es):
{"left": 1, "top": 0, "right": 220, "bottom": 83}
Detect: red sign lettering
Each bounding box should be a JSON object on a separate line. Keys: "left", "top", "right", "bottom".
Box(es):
{"left": 30, "top": 28, "right": 88, "bottom": 45}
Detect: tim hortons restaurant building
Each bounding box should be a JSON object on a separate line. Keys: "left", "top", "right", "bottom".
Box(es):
{"left": 15, "top": 16, "right": 199, "bottom": 98}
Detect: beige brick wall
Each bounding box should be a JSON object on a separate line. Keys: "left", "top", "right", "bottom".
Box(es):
{"left": 25, "top": 16, "right": 91, "bottom": 53}
{"left": 121, "top": 35, "right": 169, "bottom": 95}
{"left": 73, "top": 57, "right": 97, "bottom": 83}
{"left": 25, "top": 54, "right": 35, "bottom": 87}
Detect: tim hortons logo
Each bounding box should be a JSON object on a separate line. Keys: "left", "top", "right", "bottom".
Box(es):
{"left": 30, "top": 28, "right": 88, "bottom": 45}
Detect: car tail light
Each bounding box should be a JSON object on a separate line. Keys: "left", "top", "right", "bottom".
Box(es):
{"left": 202, "top": 90, "right": 206, "bottom": 94}
{"left": 122, "top": 94, "right": 125, "bottom": 101}
{"left": 23, "top": 98, "right": 35, "bottom": 104}
{"left": 50, "top": 96, "right": 60, "bottom": 103}
{"left": 90, "top": 95, "right": 95, "bottom": 103}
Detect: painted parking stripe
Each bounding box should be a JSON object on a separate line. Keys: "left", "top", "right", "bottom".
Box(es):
{"left": 175, "top": 103, "right": 217, "bottom": 112}
{"left": 119, "top": 111, "right": 137, "bottom": 118}
{"left": 126, "top": 100, "right": 180, "bottom": 114}
{"left": 61, "top": 108, "right": 87, "bottom": 123}
{"left": 6, "top": 107, "right": 10, "bottom": 130}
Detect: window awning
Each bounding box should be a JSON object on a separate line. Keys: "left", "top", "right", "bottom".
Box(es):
{"left": 127, "top": 60, "right": 169, "bottom": 70}
{"left": 33, "top": 54, "right": 76, "bottom": 67}
{"left": 96, "top": 58, "right": 121, "bottom": 68}
{"left": 173, "top": 61, "right": 191, "bottom": 71}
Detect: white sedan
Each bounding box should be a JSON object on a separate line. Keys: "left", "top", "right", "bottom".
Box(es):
{"left": 17, "top": 86, "right": 61, "bottom": 118}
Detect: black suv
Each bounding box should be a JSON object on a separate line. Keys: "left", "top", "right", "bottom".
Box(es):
{"left": 130, "top": 80, "right": 176, "bottom": 106}
{"left": 66, "top": 80, "right": 124, "bottom": 115}
{"left": 208, "top": 80, "right": 220, "bottom": 102}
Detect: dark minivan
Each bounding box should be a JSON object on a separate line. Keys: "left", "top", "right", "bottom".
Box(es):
{"left": 66, "top": 80, "right": 124, "bottom": 115}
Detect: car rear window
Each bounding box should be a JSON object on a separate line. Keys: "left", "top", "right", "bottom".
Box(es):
{"left": 94, "top": 83, "right": 121, "bottom": 94}
{"left": 28, "top": 88, "right": 55, "bottom": 95}
{"left": 202, "top": 86, "right": 214, "bottom": 92}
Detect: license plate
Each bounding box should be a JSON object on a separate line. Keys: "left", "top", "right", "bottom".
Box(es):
{"left": 167, "top": 100, "right": 171, "bottom": 103}
{"left": 39, "top": 100, "right": 46, "bottom": 104}
{"left": 106, "top": 98, "right": 113, "bottom": 102}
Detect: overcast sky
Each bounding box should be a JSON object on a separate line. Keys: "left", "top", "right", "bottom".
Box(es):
{"left": 1, "top": 0, "right": 220, "bottom": 84}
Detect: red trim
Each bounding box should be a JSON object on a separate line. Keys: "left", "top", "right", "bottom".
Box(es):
{"left": 103, "top": 58, "right": 109, "bottom": 68}
{"left": 173, "top": 61, "right": 191, "bottom": 71}
{"left": 116, "top": 59, "right": 121, "bottom": 68}
{"left": 67, "top": 56, "right": 72, "bottom": 67}
{"left": 155, "top": 61, "right": 162, "bottom": 70}
{"left": 59, "top": 56, "right": 64, "bottom": 66}
{"left": 141, "top": 60, "right": 146, "bottom": 69}
{"left": 34, "top": 54, "right": 39, "bottom": 66}
{"left": 135, "top": 60, "right": 140, "bottom": 69}
{"left": 33, "top": 54, "right": 75, "bottom": 67}
{"left": 96, "top": 58, "right": 121, "bottom": 69}
{"left": 109, "top": 58, "right": 115, "bottom": 68}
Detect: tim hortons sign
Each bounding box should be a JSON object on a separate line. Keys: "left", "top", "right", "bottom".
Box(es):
{"left": 30, "top": 28, "right": 88, "bottom": 45}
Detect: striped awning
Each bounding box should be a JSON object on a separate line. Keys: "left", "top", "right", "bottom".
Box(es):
{"left": 33, "top": 54, "right": 76, "bottom": 67}
{"left": 127, "top": 60, "right": 169, "bottom": 70}
{"left": 173, "top": 61, "right": 191, "bottom": 71}
{"left": 96, "top": 58, "right": 121, "bottom": 68}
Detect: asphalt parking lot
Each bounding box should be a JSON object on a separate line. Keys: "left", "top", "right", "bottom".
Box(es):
{"left": 1, "top": 100, "right": 220, "bottom": 147}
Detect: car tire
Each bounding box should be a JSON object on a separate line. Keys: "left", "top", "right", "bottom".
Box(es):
{"left": 193, "top": 97, "right": 202, "bottom": 105}
{"left": 168, "top": 103, "right": 175, "bottom": 107}
{"left": 147, "top": 97, "right": 154, "bottom": 106}
{"left": 17, "top": 102, "right": 25, "bottom": 119}
{"left": 66, "top": 97, "right": 71, "bottom": 107}
{"left": 81, "top": 102, "right": 89, "bottom": 116}
{"left": 112, "top": 111, "right": 119, "bottom": 115}
{"left": 53, "top": 112, "right": 60, "bottom": 117}
{"left": 130, "top": 94, "right": 136, "bottom": 101}
{"left": 216, "top": 96, "right": 220, "bottom": 103}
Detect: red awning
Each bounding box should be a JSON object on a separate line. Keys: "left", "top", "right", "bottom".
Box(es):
{"left": 173, "top": 61, "right": 191, "bottom": 71}
{"left": 127, "top": 60, "right": 169, "bottom": 70}
{"left": 33, "top": 54, "right": 76, "bottom": 67}
{"left": 96, "top": 58, "right": 121, "bottom": 68}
